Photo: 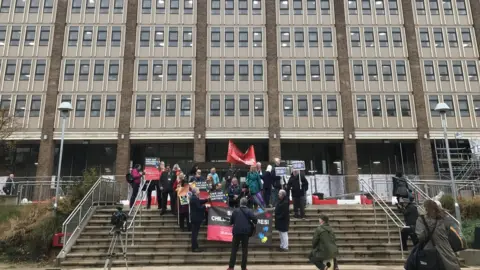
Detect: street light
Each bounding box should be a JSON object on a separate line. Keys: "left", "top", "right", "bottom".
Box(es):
{"left": 54, "top": 102, "right": 73, "bottom": 212}
{"left": 434, "top": 102, "right": 462, "bottom": 226}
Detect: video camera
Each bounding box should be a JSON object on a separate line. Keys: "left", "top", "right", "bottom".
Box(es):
{"left": 110, "top": 207, "right": 128, "bottom": 232}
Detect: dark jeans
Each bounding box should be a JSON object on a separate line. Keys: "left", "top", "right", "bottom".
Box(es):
{"left": 292, "top": 196, "right": 306, "bottom": 218}
{"left": 146, "top": 181, "right": 160, "bottom": 209}
{"left": 170, "top": 192, "right": 177, "bottom": 214}
{"left": 264, "top": 187, "right": 272, "bottom": 206}
{"left": 228, "top": 234, "right": 250, "bottom": 270}
{"left": 161, "top": 190, "right": 174, "bottom": 213}
{"left": 179, "top": 212, "right": 191, "bottom": 230}
{"left": 129, "top": 182, "right": 140, "bottom": 208}
{"left": 191, "top": 222, "right": 201, "bottom": 250}
{"left": 401, "top": 226, "right": 418, "bottom": 250}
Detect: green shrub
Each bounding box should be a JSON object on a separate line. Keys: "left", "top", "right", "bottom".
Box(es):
{"left": 459, "top": 197, "right": 480, "bottom": 220}
{"left": 439, "top": 194, "right": 455, "bottom": 214}
{"left": 462, "top": 218, "right": 480, "bottom": 248}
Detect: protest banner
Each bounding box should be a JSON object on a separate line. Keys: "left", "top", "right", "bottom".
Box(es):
{"left": 291, "top": 160, "right": 306, "bottom": 171}
{"left": 274, "top": 167, "right": 287, "bottom": 177}
{"left": 191, "top": 181, "right": 209, "bottom": 200}
{"left": 144, "top": 157, "right": 160, "bottom": 181}
{"left": 207, "top": 207, "right": 273, "bottom": 245}
{"left": 210, "top": 191, "right": 228, "bottom": 207}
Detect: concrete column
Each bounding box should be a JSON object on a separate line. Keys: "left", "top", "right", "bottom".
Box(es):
{"left": 265, "top": 0, "right": 281, "bottom": 162}
{"left": 193, "top": 0, "right": 208, "bottom": 163}
{"left": 115, "top": 136, "right": 131, "bottom": 200}
{"left": 114, "top": 0, "right": 138, "bottom": 177}
{"left": 334, "top": 0, "right": 358, "bottom": 193}
{"left": 469, "top": 0, "right": 480, "bottom": 56}
{"left": 401, "top": 0, "right": 435, "bottom": 178}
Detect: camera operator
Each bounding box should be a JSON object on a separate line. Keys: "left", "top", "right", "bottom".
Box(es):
{"left": 111, "top": 207, "right": 128, "bottom": 232}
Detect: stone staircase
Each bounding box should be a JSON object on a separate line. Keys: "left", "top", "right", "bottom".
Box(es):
{"left": 59, "top": 205, "right": 406, "bottom": 268}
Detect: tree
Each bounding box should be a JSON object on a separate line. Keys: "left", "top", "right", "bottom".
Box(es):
{"left": 0, "top": 109, "right": 17, "bottom": 174}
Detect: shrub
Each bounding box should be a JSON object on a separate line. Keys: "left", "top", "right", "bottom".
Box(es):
{"left": 440, "top": 194, "right": 455, "bottom": 214}
{"left": 459, "top": 197, "right": 480, "bottom": 220}
{"left": 462, "top": 218, "right": 480, "bottom": 248}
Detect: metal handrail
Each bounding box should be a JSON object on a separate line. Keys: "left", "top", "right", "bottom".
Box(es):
{"left": 15, "top": 181, "right": 78, "bottom": 204}
{"left": 126, "top": 179, "right": 152, "bottom": 246}
{"left": 359, "top": 179, "right": 406, "bottom": 259}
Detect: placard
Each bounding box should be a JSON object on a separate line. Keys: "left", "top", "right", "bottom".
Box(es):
{"left": 210, "top": 191, "right": 228, "bottom": 207}
{"left": 274, "top": 167, "right": 287, "bottom": 176}
{"left": 291, "top": 160, "right": 306, "bottom": 171}
{"left": 144, "top": 157, "right": 160, "bottom": 181}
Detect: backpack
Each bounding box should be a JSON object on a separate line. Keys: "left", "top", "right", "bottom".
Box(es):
{"left": 415, "top": 216, "right": 444, "bottom": 270}
{"left": 448, "top": 222, "right": 467, "bottom": 252}
{"left": 126, "top": 173, "right": 134, "bottom": 184}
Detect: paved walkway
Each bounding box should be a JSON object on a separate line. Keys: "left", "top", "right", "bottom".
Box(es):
{"left": 67, "top": 266, "right": 480, "bottom": 270}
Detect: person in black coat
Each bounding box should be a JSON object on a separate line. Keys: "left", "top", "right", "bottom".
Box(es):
{"left": 224, "top": 164, "right": 239, "bottom": 191}
{"left": 287, "top": 170, "right": 308, "bottom": 219}
{"left": 189, "top": 188, "right": 208, "bottom": 252}
{"left": 159, "top": 166, "right": 174, "bottom": 215}
{"left": 400, "top": 198, "right": 419, "bottom": 251}
{"left": 275, "top": 189, "right": 290, "bottom": 251}
{"left": 228, "top": 178, "right": 242, "bottom": 208}
{"left": 393, "top": 171, "right": 410, "bottom": 204}
{"left": 263, "top": 165, "right": 275, "bottom": 208}
{"left": 228, "top": 198, "right": 258, "bottom": 270}
{"left": 271, "top": 158, "right": 283, "bottom": 206}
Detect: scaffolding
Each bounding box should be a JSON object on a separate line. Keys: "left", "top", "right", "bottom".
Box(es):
{"left": 433, "top": 138, "right": 480, "bottom": 181}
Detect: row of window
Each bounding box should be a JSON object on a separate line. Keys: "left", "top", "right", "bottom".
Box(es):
{"left": 415, "top": 0, "right": 467, "bottom": 15}
{"left": 210, "top": 0, "right": 262, "bottom": 15}
{"left": 0, "top": 25, "right": 51, "bottom": 47}
{"left": 210, "top": 60, "right": 263, "bottom": 81}
{"left": 278, "top": 0, "right": 331, "bottom": 15}
{"left": 281, "top": 95, "right": 338, "bottom": 116}
{"left": 350, "top": 27, "right": 402, "bottom": 48}
{"left": 280, "top": 60, "right": 335, "bottom": 81}
{"left": 280, "top": 27, "right": 333, "bottom": 48}
{"left": 0, "top": 0, "right": 53, "bottom": 13}
{"left": 139, "top": 26, "right": 193, "bottom": 48}
{"left": 423, "top": 60, "right": 478, "bottom": 81}
{"left": 419, "top": 27, "right": 473, "bottom": 49}
{"left": 428, "top": 95, "right": 480, "bottom": 117}
{"left": 208, "top": 94, "right": 266, "bottom": 116}
{"left": 355, "top": 95, "right": 410, "bottom": 117}
{"left": 1, "top": 59, "right": 47, "bottom": 81}
{"left": 0, "top": 95, "right": 42, "bottom": 117}
{"left": 63, "top": 59, "right": 120, "bottom": 81}
{"left": 351, "top": 60, "right": 407, "bottom": 81}
{"left": 141, "top": 0, "right": 193, "bottom": 14}
{"left": 137, "top": 60, "right": 193, "bottom": 81}
{"left": 210, "top": 27, "right": 263, "bottom": 48}
{"left": 347, "top": 0, "right": 399, "bottom": 15}
{"left": 71, "top": 0, "right": 124, "bottom": 14}
{"left": 68, "top": 26, "right": 122, "bottom": 47}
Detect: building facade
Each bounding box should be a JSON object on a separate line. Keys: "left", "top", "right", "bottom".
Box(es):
{"left": 0, "top": 0, "right": 479, "bottom": 191}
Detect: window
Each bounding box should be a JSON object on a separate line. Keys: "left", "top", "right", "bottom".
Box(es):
{"left": 225, "top": 0, "right": 234, "bottom": 14}
{"left": 35, "top": 60, "right": 46, "bottom": 81}
{"left": 225, "top": 95, "right": 235, "bottom": 116}
{"left": 442, "top": 95, "right": 454, "bottom": 116}
{"left": 293, "top": 0, "right": 302, "bottom": 14}
{"left": 298, "top": 95, "right": 308, "bottom": 117}
{"left": 170, "top": 0, "right": 179, "bottom": 13}
{"left": 143, "top": 0, "right": 152, "bottom": 13}
{"left": 447, "top": 28, "right": 458, "bottom": 47}
{"left": 20, "top": 60, "right": 31, "bottom": 81}
{"left": 253, "top": 28, "right": 262, "bottom": 47}
{"left": 429, "top": 95, "right": 440, "bottom": 116}
{"left": 167, "top": 61, "right": 177, "bottom": 81}
{"left": 392, "top": 28, "right": 402, "bottom": 47}
{"left": 14, "top": 95, "right": 26, "bottom": 117}
{"left": 364, "top": 28, "right": 374, "bottom": 47}
{"left": 111, "top": 27, "right": 121, "bottom": 47}
{"left": 37, "top": 26, "right": 49, "bottom": 46}
{"left": 211, "top": 61, "right": 220, "bottom": 81}
{"left": 461, "top": 28, "right": 472, "bottom": 47}
{"left": 252, "top": 0, "right": 261, "bottom": 14}
{"left": 44, "top": 0, "right": 53, "bottom": 12}
{"left": 308, "top": 28, "right": 318, "bottom": 47}
{"left": 388, "top": 0, "right": 398, "bottom": 14}
{"left": 239, "top": 95, "right": 249, "bottom": 116}
{"left": 183, "top": 27, "right": 193, "bottom": 47}
{"left": 321, "top": 0, "right": 330, "bottom": 13}
{"left": 210, "top": 95, "right": 220, "bottom": 116}
{"left": 296, "top": 61, "right": 306, "bottom": 81}
{"left": 114, "top": 0, "right": 124, "bottom": 13}
{"left": 64, "top": 60, "right": 75, "bottom": 81}
{"left": 151, "top": 95, "right": 161, "bottom": 116}
{"left": 239, "top": 30, "right": 248, "bottom": 47}
{"left": 438, "top": 61, "right": 449, "bottom": 81}
{"left": 310, "top": 60, "right": 320, "bottom": 81}
{"left": 68, "top": 27, "right": 79, "bottom": 46}
{"left": 458, "top": 95, "right": 469, "bottom": 117}
{"left": 452, "top": 61, "right": 463, "bottom": 81}
{"left": 429, "top": 0, "right": 439, "bottom": 14}
{"left": 180, "top": 95, "right": 191, "bottom": 116}
{"left": 105, "top": 96, "right": 116, "bottom": 117}
{"left": 90, "top": 95, "right": 101, "bottom": 117}
{"left": 0, "top": 26, "right": 6, "bottom": 44}
{"left": 456, "top": 0, "right": 466, "bottom": 15}
{"left": 378, "top": 28, "right": 388, "bottom": 47}
{"left": 325, "top": 61, "right": 335, "bottom": 81}
{"left": 353, "top": 61, "right": 364, "bottom": 81}
{"left": 382, "top": 61, "right": 392, "bottom": 81}
{"left": 350, "top": 28, "right": 360, "bottom": 47}
{"left": 211, "top": 0, "right": 220, "bottom": 14}
{"left": 307, "top": 0, "right": 316, "bottom": 14}
{"left": 280, "top": 0, "right": 289, "bottom": 14}
{"left": 156, "top": 0, "right": 165, "bottom": 13}
{"left": 400, "top": 95, "right": 411, "bottom": 117}
{"left": 85, "top": 0, "right": 96, "bottom": 13}
{"left": 135, "top": 95, "right": 146, "bottom": 117}
{"left": 424, "top": 61, "right": 435, "bottom": 81}
{"left": 474, "top": 95, "right": 480, "bottom": 117}
{"left": 239, "top": 0, "right": 248, "bottom": 14}
{"left": 30, "top": 0, "right": 39, "bottom": 12}
{"left": 283, "top": 96, "right": 293, "bottom": 117}
{"left": 97, "top": 27, "right": 107, "bottom": 46}
{"left": 419, "top": 28, "right": 430, "bottom": 47}
{"left": 385, "top": 95, "right": 396, "bottom": 116}
{"left": 362, "top": 0, "right": 371, "bottom": 14}
{"left": 94, "top": 60, "right": 104, "bottom": 81}
{"left": 239, "top": 62, "right": 248, "bottom": 81}
{"left": 109, "top": 61, "right": 119, "bottom": 81}
{"left": 75, "top": 95, "right": 86, "bottom": 117}
{"left": 254, "top": 95, "right": 264, "bottom": 116}
{"left": 322, "top": 28, "right": 332, "bottom": 47}
{"left": 0, "top": 96, "right": 11, "bottom": 114}
{"left": 155, "top": 27, "right": 164, "bottom": 47}
{"left": 282, "top": 62, "right": 292, "bottom": 81}
{"left": 79, "top": 60, "right": 90, "bottom": 81}
{"left": 72, "top": 0, "right": 81, "bottom": 13}
{"left": 211, "top": 28, "right": 220, "bottom": 47}
{"left": 327, "top": 95, "right": 337, "bottom": 116}
{"left": 348, "top": 0, "right": 357, "bottom": 14}
{"left": 312, "top": 95, "right": 322, "bottom": 116}
{"left": 356, "top": 95, "right": 367, "bottom": 117}
{"left": 0, "top": 0, "right": 10, "bottom": 12}
{"left": 225, "top": 61, "right": 234, "bottom": 81}
{"left": 5, "top": 60, "right": 16, "bottom": 81}
{"left": 225, "top": 29, "right": 234, "bottom": 47}
{"left": 433, "top": 28, "right": 444, "bottom": 47}
{"left": 253, "top": 61, "right": 263, "bottom": 81}
{"left": 371, "top": 95, "right": 382, "bottom": 117}
{"left": 281, "top": 28, "right": 290, "bottom": 47}
{"left": 100, "top": 0, "right": 109, "bottom": 13}
{"left": 10, "top": 26, "right": 21, "bottom": 46}
{"left": 443, "top": 0, "right": 452, "bottom": 14}
{"left": 153, "top": 60, "right": 163, "bottom": 81}
{"left": 25, "top": 27, "right": 35, "bottom": 46}
{"left": 368, "top": 61, "right": 378, "bottom": 81}
{"left": 169, "top": 28, "right": 178, "bottom": 47}
{"left": 184, "top": 0, "right": 193, "bottom": 13}
{"left": 140, "top": 27, "right": 150, "bottom": 47}
{"left": 375, "top": 0, "right": 385, "bottom": 14}
{"left": 182, "top": 61, "right": 192, "bottom": 81}
{"left": 30, "top": 95, "right": 41, "bottom": 117}
{"left": 394, "top": 60, "right": 406, "bottom": 81}
{"left": 467, "top": 61, "right": 478, "bottom": 81}
{"left": 82, "top": 27, "right": 93, "bottom": 46}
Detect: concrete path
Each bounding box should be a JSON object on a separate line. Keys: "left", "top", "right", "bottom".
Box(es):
{"left": 67, "top": 266, "right": 480, "bottom": 270}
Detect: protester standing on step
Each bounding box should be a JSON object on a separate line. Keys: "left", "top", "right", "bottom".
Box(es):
{"left": 227, "top": 197, "right": 258, "bottom": 270}
{"left": 287, "top": 170, "right": 308, "bottom": 219}
{"left": 400, "top": 197, "right": 419, "bottom": 251}
{"left": 176, "top": 174, "right": 191, "bottom": 232}
{"left": 262, "top": 165, "right": 275, "bottom": 208}
{"left": 271, "top": 158, "right": 283, "bottom": 206}
{"left": 309, "top": 215, "right": 338, "bottom": 270}
{"left": 190, "top": 187, "right": 209, "bottom": 252}
{"left": 129, "top": 165, "right": 143, "bottom": 209}
{"left": 159, "top": 164, "right": 174, "bottom": 215}
{"left": 275, "top": 189, "right": 290, "bottom": 251}
{"left": 228, "top": 178, "right": 242, "bottom": 208}
{"left": 246, "top": 165, "right": 265, "bottom": 208}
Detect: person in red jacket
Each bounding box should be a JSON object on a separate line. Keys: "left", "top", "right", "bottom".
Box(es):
{"left": 129, "top": 164, "right": 143, "bottom": 208}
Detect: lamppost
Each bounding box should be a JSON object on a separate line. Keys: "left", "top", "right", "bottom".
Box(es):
{"left": 434, "top": 102, "right": 462, "bottom": 226}
{"left": 54, "top": 102, "right": 73, "bottom": 212}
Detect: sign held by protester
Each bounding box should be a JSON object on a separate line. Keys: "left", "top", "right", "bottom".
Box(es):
{"left": 291, "top": 160, "right": 305, "bottom": 171}
{"left": 275, "top": 167, "right": 287, "bottom": 176}
{"left": 144, "top": 157, "right": 160, "bottom": 181}
{"left": 210, "top": 191, "right": 228, "bottom": 207}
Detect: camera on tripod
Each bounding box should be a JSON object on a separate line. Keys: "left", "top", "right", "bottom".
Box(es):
{"left": 110, "top": 207, "right": 128, "bottom": 233}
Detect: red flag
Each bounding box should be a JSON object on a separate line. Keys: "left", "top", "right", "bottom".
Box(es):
{"left": 227, "top": 140, "right": 257, "bottom": 166}
{"left": 243, "top": 145, "right": 256, "bottom": 166}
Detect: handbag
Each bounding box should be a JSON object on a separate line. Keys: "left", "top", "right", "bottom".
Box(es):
{"left": 448, "top": 222, "right": 467, "bottom": 252}
{"left": 240, "top": 208, "right": 256, "bottom": 237}
{"left": 416, "top": 216, "right": 444, "bottom": 270}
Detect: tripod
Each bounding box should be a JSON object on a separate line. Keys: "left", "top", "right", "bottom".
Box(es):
{"left": 104, "top": 226, "right": 129, "bottom": 270}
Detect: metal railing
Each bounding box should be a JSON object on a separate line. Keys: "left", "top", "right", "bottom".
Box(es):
{"left": 359, "top": 178, "right": 406, "bottom": 259}
{"left": 58, "top": 176, "right": 120, "bottom": 258}
{"left": 125, "top": 179, "right": 152, "bottom": 246}
{"left": 15, "top": 180, "right": 79, "bottom": 204}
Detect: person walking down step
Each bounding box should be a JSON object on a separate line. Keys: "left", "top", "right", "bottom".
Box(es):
{"left": 309, "top": 215, "right": 338, "bottom": 270}
{"left": 190, "top": 187, "right": 209, "bottom": 253}
{"left": 275, "top": 189, "right": 290, "bottom": 252}
{"left": 227, "top": 197, "right": 258, "bottom": 270}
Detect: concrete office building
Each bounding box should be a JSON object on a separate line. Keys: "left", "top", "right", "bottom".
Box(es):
{"left": 0, "top": 0, "right": 479, "bottom": 192}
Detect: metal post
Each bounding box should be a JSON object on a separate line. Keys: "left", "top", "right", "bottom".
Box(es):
{"left": 399, "top": 142, "right": 406, "bottom": 174}
{"left": 54, "top": 115, "right": 67, "bottom": 212}
{"left": 441, "top": 113, "right": 462, "bottom": 226}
